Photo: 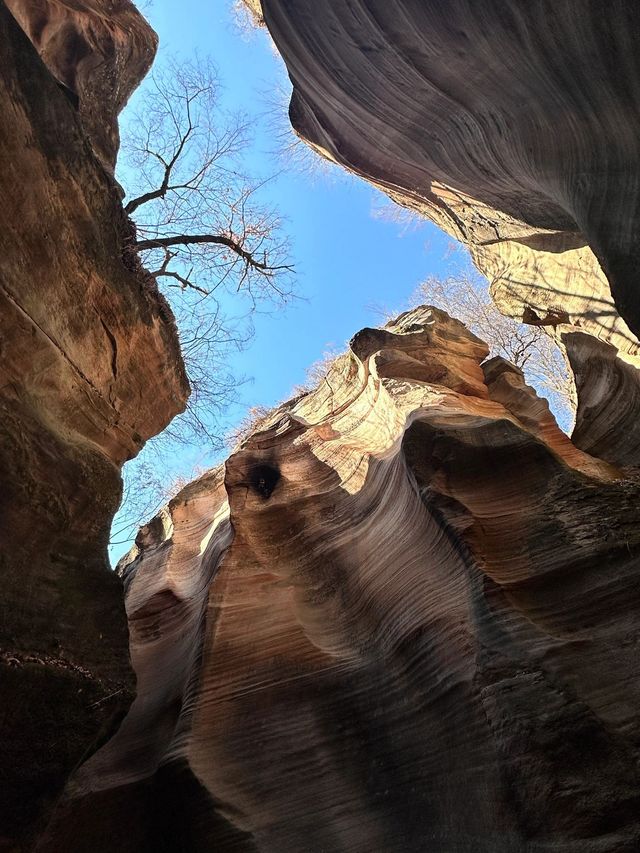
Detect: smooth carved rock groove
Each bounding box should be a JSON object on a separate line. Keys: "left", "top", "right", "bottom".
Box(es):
{"left": 40, "top": 308, "right": 640, "bottom": 852}
{"left": 247, "top": 0, "right": 640, "bottom": 465}
{"left": 0, "top": 2, "right": 187, "bottom": 845}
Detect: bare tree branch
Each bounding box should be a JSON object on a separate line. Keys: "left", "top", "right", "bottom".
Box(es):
{"left": 111, "top": 55, "right": 295, "bottom": 553}
{"left": 152, "top": 269, "right": 209, "bottom": 295}
{"left": 121, "top": 57, "right": 294, "bottom": 304}
{"left": 136, "top": 232, "right": 294, "bottom": 274}
{"left": 124, "top": 93, "right": 197, "bottom": 215}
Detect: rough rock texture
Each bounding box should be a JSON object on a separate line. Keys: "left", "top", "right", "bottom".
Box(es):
{"left": 251, "top": 0, "right": 640, "bottom": 422}
{"left": 0, "top": 2, "right": 187, "bottom": 847}
{"left": 4, "top": 0, "right": 640, "bottom": 849}
{"left": 5, "top": 0, "right": 157, "bottom": 169}
{"left": 39, "top": 307, "right": 640, "bottom": 852}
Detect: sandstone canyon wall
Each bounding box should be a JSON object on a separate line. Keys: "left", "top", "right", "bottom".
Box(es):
{"left": 37, "top": 1, "right": 640, "bottom": 849}
{"left": 2, "top": 0, "right": 640, "bottom": 851}
{"left": 4, "top": 0, "right": 158, "bottom": 170}
{"left": 0, "top": 1, "right": 188, "bottom": 847}
{"left": 39, "top": 307, "right": 640, "bottom": 852}
{"left": 253, "top": 0, "right": 640, "bottom": 467}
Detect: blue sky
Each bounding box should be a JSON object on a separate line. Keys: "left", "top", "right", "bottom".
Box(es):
{"left": 109, "top": 0, "right": 466, "bottom": 562}
{"left": 135, "top": 0, "right": 458, "bottom": 400}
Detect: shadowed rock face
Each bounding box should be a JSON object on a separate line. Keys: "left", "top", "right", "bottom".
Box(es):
{"left": 6, "top": 0, "right": 157, "bottom": 169}
{"left": 39, "top": 308, "right": 640, "bottom": 852}
{"left": 0, "top": 2, "right": 187, "bottom": 846}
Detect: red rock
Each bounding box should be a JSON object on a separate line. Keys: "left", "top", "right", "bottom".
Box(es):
{"left": 6, "top": 0, "right": 158, "bottom": 169}
{"left": 0, "top": 3, "right": 187, "bottom": 845}
{"left": 40, "top": 309, "right": 640, "bottom": 851}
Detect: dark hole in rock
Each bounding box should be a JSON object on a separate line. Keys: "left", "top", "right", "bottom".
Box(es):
{"left": 250, "top": 463, "right": 281, "bottom": 499}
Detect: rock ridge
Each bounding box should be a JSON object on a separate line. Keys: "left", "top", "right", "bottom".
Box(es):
{"left": 248, "top": 0, "right": 640, "bottom": 460}
{"left": 39, "top": 307, "right": 640, "bottom": 852}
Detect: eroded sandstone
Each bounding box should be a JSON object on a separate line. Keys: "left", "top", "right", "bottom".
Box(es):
{"left": 249, "top": 0, "right": 640, "bottom": 447}
{"left": 0, "top": 2, "right": 187, "bottom": 845}
{"left": 3, "top": 0, "right": 640, "bottom": 848}
{"left": 39, "top": 308, "right": 640, "bottom": 852}
{"left": 5, "top": 0, "right": 158, "bottom": 169}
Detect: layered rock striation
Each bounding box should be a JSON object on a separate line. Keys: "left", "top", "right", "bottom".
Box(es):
{"left": 0, "top": 2, "right": 187, "bottom": 846}
{"left": 40, "top": 308, "right": 640, "bottom": 852}
{"left": 3, "top": 0, "right": 640, "bottom": 849}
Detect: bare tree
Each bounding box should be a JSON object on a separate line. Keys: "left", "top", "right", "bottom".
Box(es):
{"left": 110, "top": 57, "right": 295, "bottom": 554}
{"left": 109, "top": 446, "right": 209, "bottom": 550}
{"left": 109, "top": 457, "right": 177, "bottom": 549}
{"left": 415, "top": 273, "right": 577, "bottom": 431}
{"left": 119, "top": 56, "right": 294, "bottom": 441}
{"left": 123, "top": 59, "right": 292, "bottom": 299}
{"left": 231, "top": 0, "right": 265, "bottom": 32}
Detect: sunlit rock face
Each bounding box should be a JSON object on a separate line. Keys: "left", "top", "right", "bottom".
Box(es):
{"left": 251, "top": 0, "right": 640, "bottom": 426}
{"left": 41, "top": 308, "right": 640, "bottom": 852}
{"left": 5, "top": 0, "right": 157, "bottom": 168}
{"left": 0, "top": 3, "right": 187, "bottom": 846}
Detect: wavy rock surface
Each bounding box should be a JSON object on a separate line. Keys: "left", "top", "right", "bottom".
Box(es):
{"left": 0, "top": 3, "right": 187, "bottom": 846}
{"left": 5, "top": 0, "right": 640, "bottom": 848}
{"left": 249, "top": 0, "right": 640, "bottom": 437}
{"left": 40, "top": 307, "right": 640, "bottom": 852}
